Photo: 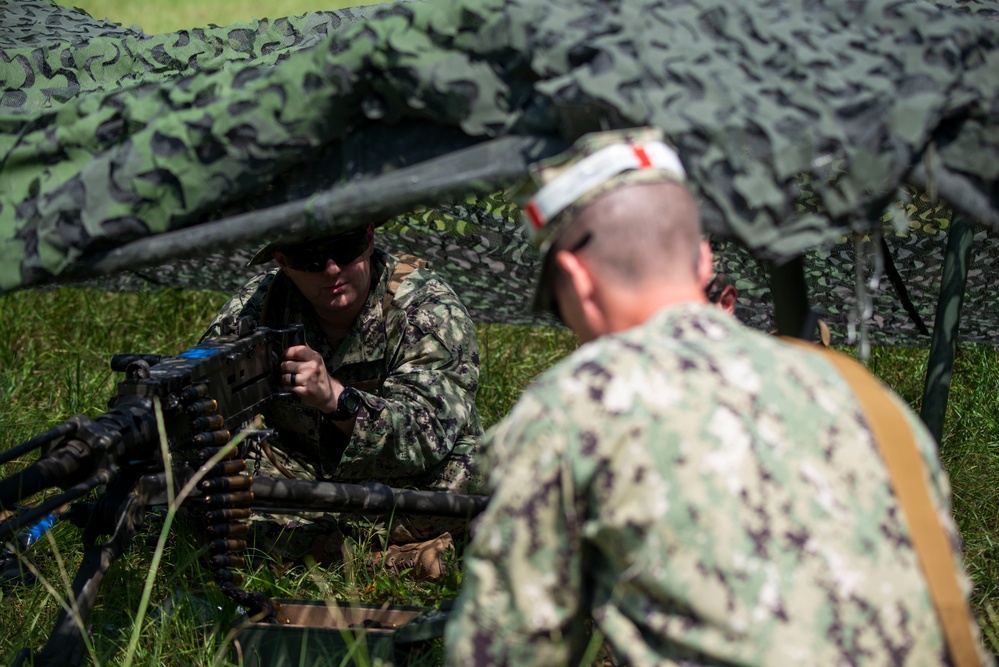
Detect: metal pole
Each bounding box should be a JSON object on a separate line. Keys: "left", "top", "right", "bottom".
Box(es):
{"left": 58, "top": 135, "right": 567, "bottom": 282}
{"left": 768, "top": 255, "right": 810, "bottom": 338}
{"left": 920, "top": 216, "right": 974, "bottom": 447}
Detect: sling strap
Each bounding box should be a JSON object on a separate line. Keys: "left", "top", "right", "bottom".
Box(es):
{"left": 382, "top": 253, "right": 427, "bottom": 313}
{"left": 345, "top": 253, "right": 428, "bottom": 393}
{"left": 784, "top": 338, "right": 982, "bottom": 666}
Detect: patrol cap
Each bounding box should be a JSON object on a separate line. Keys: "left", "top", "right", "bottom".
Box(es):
{"left": 516, "top": 126, "right": 688, "bottom": 315}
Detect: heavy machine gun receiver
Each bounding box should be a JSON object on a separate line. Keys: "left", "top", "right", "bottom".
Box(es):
{"left": 0, "top": 321, "right": 303, "bottom": 530}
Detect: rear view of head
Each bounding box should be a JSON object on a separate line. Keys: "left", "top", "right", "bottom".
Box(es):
{"left": 556, "top": 180, "right": 704, "bottom": 287}
{"left": 519, "top": 127, "right": 711, "bottom": 340}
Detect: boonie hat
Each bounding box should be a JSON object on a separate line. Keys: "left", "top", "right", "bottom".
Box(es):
{"left": 248, "top": 226, "right": 368, "bottom": 266}
{"left": 516, "top": 126, "right": 688, "bottom": 314}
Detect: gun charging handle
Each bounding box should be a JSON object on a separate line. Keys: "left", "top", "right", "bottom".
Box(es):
{"left": 110, "top": 354, "right": 164, "bottom": 373}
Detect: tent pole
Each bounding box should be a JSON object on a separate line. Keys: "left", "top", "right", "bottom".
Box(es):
{"left": 920, "top": 216, "right": 974, "bottom": 448}
{"left": 769, "top": 256, "right": 810, "bottom": 339}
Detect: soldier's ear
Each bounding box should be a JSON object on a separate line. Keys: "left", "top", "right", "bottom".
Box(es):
{"left": 554, "top": 249, "right": 595, "bottom": 306}
{"left": 717, "top": 285, "right": 738, "bottom": 315}
{"left": 554, "top": 249, "right": 605, "bottom": 342}
{"left": 274, "top": 251, "right": 289, "bottom": 271}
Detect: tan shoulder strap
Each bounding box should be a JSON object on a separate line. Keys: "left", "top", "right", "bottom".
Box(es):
{"left": 382, "top": 253, "right": 428, "bottom": 312}
{"left": 341, "top": 254, "right": 428, "bottom": 395}
{"left": 783, "top": 338, "right": 981, "bottom": 666}
{"left": 816, "top": 318, "right": 831, "bottom": 347}
{"left": 767, "top": 317, "right": 830, "bottom": 347}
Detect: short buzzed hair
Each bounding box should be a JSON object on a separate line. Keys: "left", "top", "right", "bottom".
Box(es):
{"left": 555, "top": 180, "right": 703, "bottom": 287}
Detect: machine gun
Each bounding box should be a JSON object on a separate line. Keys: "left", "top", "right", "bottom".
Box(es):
{"left": 0, "top": 321, "right": 488, "bottom": 666}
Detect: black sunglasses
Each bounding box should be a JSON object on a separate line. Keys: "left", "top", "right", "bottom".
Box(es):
{"left": 280, "top": 231, "right": 369, "bottom": 272}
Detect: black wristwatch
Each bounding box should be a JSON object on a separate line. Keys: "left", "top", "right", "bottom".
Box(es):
{"left": 329, "top": 386, "right": 363, "bottom": 421}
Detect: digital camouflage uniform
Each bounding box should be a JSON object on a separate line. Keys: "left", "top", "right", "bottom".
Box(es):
{"left": 203, "top": 248, "right": 484, "bottom": 545}
{"left": 446, "top": 303, "right": 988, "bottom": 666}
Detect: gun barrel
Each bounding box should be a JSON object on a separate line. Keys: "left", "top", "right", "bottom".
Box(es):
{"left": 0, "top": 440, "right": 93, "bottom": 511}
{"left": 0, "top": 420, "right": 79, "bottom": 466}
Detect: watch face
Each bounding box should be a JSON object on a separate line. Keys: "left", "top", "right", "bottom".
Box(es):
{"left": 342, "top": 388, "right": 362, "bottom": 413}
{"left": 330, "top": 386, "right": 362, "bottom": 421}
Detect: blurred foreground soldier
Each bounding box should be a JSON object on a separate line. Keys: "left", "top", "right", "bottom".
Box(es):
{"left": 203, "top": 223, "right": 483, "bottom": 578}
{"left": 445, "top": 128, "right": 989, "bottom": 664}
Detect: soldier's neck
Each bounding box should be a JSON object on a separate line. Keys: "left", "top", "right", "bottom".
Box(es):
{"left": 315, "top": 313, "right": 354, "bottom": 349}
{"left": 313, "top": 299, "right": 365, "bottom": 349}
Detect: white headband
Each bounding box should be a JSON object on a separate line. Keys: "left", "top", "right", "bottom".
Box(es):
{"left": 524, "top": 140, "right": 686, "bottom": 230}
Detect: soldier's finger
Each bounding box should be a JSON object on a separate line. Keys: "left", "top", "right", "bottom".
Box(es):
{"left": 283, "top": 344, "right": 318, "bottom": 361}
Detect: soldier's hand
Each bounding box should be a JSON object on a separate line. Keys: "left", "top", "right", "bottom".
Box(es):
{"left": 280, "top": 345, "right": 341, "bottom": 413}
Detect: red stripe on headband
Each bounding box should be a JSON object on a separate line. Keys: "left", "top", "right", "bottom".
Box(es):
{"left": 632, "top": 144, "right": 653, "bottom": 168}
{"left": 525, "top": 200, "right": 546, "bottom": 228}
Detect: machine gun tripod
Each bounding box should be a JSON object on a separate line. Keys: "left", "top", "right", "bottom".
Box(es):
{"left": 0, "top": 322, "right": 488, "bottom": 667}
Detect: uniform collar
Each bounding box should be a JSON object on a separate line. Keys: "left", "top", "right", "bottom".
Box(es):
{"left": 328, "top": 249, "right": 394, "bottom": 367}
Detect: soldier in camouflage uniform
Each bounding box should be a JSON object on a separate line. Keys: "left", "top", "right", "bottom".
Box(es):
{"left": 445, "top": 128, "right": 988, "bottom": 665}
{"left": 203, "top": 224, "right": 483, "bottom": 566}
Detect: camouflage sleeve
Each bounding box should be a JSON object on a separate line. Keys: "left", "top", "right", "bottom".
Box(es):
{"left": 335, "top": 274, "right": 482, "bottom": 480}
{"left": 444, "top": 395, "right": 586, "bottom": 666}
{"left": 199, "top": 271, "right": 274, "bottom": 340}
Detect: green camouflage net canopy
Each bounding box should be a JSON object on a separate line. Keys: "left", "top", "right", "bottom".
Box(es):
{"left": 2, "top": 0, "right": 999, "bottom": 345}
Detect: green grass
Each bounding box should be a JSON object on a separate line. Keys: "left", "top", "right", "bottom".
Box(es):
{"left": 475, "top": 323, "right": 576, "bottom": 428}
{"left": 870, "top": 345, "right": 999, "bottom": 620}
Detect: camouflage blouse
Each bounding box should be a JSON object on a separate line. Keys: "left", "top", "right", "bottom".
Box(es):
{"left": 445, "top": 303, "right": 986, "bottom": 666}
{"left": 203, "top": 249, "right": 483, "bottom": 492}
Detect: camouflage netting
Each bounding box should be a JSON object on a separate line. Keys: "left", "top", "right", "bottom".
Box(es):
{"left": 1, "top": 0, "right": 999, "bottom": 345}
